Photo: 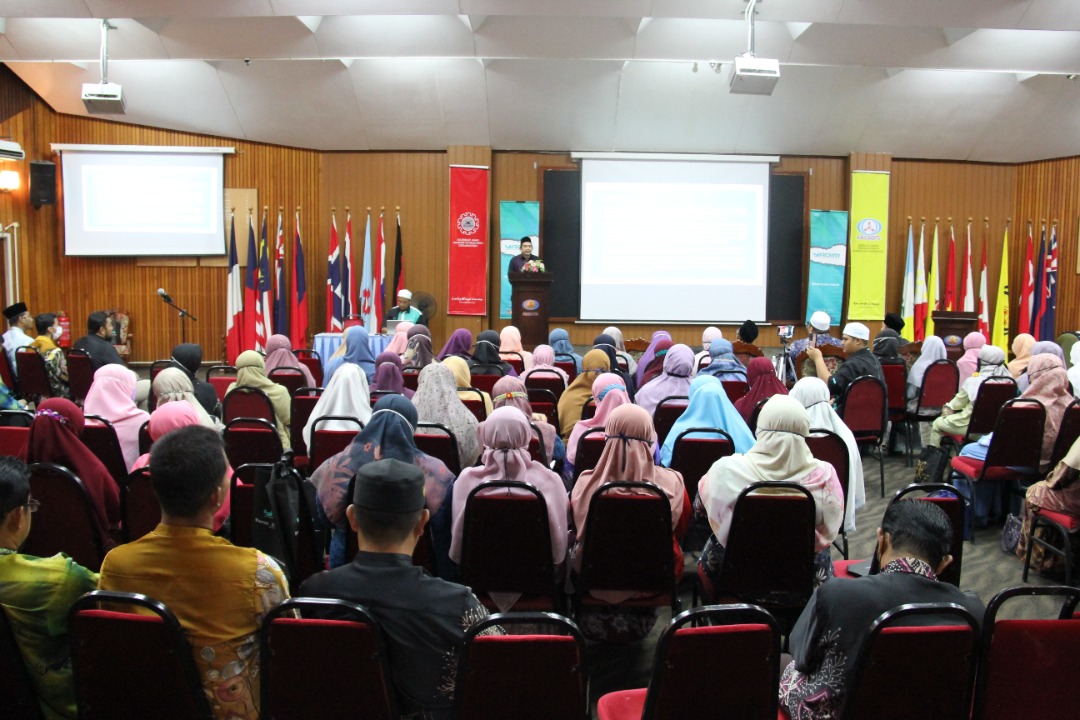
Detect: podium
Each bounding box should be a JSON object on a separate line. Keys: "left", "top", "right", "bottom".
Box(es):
{"left": 509, "top": 272, "right": 554, "bottom": 349}
{"left": 932, "top": 311, "right": 979, "bottom": 362}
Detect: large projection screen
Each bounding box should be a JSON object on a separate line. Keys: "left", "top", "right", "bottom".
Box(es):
{"left": 56, "top": 145, "right": 229, "bottom": 257}
{"left": 578, "top": 154, "right": 772, "bottom": 323}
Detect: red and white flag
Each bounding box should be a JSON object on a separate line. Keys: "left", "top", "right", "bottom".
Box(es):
{"left": 913, "top": 221, "right": 928, "bottom": 341}
{"left": 944, "top": 223, "right": 957, "bottom": 311}
{"left": 374, "top": 211, "right": 386, "bottom": 324}
{"left": 1018, "top": 222, "right": 1035, "bottom": 335}
{"left": 343, "top": 210, "right": 357, "bottom": 321}
{"left": 225, "top": 211, "right": 244, "bottom": 363}
{"left": 977, "top": 235, "right": 989, "bottom": 341}
{"left": 960, "top": 221, "right": 974, "bottom": 312}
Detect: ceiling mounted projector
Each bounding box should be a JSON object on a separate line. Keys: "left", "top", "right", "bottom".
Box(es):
{"left": 82, "top": 82, "right": 126, "bottom": 114}
{"left": 0, "top": 140, "right": 25, "bottom": 161}
{"left": 729, "top": 55, "right": 780, "bottom": 95}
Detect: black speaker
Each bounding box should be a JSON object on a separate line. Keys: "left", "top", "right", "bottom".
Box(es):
{"left": 29, "top": 161, "right": 56, "bottom": 208}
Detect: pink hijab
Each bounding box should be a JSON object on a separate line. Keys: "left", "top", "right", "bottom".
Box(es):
{"left": 264, "top": 334, "right": 316, "bottom": 387}
{"left": 634, "top": 343, "right": 694, "bottom": 416}
{"left": 83, "top": 364, "right": 150, "bottom": 471}
{"left": 957, "top": 332, "right": 986, "bottom": 386}
{"left": 523, "top": 344, "right": 569, "bottom": 384}
{"left": 490, "top": 375, "right": 557, "bottom": 461}
{"left": 1021, "top": 354, "right": 1073, "bottom": 470}
{"left": 385, "top": 321, "right": 414, "bottom": 355}
{"left": 566, "top": 373, "right": 629, "bottom": 464}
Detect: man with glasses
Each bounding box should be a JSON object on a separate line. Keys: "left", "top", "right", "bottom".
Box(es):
{"left": 0, "top": 456, "right": 99, "bottom": 719}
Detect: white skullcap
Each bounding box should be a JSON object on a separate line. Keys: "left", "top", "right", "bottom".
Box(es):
{"left": 809, "top": 311, "right": 831, "bottom": 332}
{"left": 843, "top": 322, "right": 870, "bottom": 341}
{"left": 397, "top": 289, "right": 412, "bottom": 300}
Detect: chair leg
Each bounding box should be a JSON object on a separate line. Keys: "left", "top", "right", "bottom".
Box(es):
{"left": 878, "top": 446, "right": 885, "bottom": 498}
{"left": 1023, "top": 517, "right": 1037, "bottom": 583}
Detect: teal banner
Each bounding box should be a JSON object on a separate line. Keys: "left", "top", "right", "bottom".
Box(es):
{"left": 499, "top": 201, "right": 540, "bottom": 319}
{"left": 807, "top": 210, "right": 849, "bottom": 325}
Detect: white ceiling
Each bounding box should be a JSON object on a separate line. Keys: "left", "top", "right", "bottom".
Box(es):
{"left": 3, "top": 0, "right": 1080, "bottom": 162}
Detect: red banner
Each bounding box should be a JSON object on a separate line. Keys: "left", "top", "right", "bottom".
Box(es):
{"left": 448, "top": 165, "right": 489, "bottom": 315}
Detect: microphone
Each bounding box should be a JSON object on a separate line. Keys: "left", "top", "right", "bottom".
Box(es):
{"left": 157, "top": 288, "right": 173, "bottom": 304}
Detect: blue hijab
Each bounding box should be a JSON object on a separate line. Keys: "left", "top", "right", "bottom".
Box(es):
{"left": 549, "top": 328, "right": 583, "bottom": 372}
{"left": 698, "top": 339, "right": 747, "bottom": 381}
{"left": 324, "top": 326, "right": 376, "bottom": 384}
{"left": 660, "top": 380, "right": 754, "bottom": 465}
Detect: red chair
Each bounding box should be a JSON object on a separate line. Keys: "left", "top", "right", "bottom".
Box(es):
{"left": 905, "top": 359, "right": 960, "bottom": 465}
{"left": 415, "top": 422, "right": 461, "bottom": 475}
{"left": 66, "top": 349, "right": 94, "bottom": 406}
{"left": 205, "top": 365, "right": 238, "bottom": 403}
{"left": 402, "top": 367, "right": 421, "bottom": 391}
{"left": 81, "top": 416, "right": 129, "bottom": 486}
{"left": 229, "top": 463, "right": 272, "bottom": 548}
{"left": 0, "top": 603, "right": 45, "bottom": 720}
{"left": 528, "top": 424, "right": 548, "bottom": 466}
{"left": 572, "top": 428, "right": 606, "bottom": 481}
{"left": 652, "top": 395, "right": 689, "bottom": 446}
{"left": 939, "top": 376, "right": 1017, "bottom": 452}
{"left": 580, "top": 398, "right": 597, "bottom": 421}
{"left": 289, "top": 388, "right": 323, "bottom": 461}
{"left": 880, "top": 362, "right": 907, "bottom": 450}
{"left": 0, "top": 343, "right": 17, "bottom": 396}
{"left": 806, "top": 428, "right": 851, "bottom": 559}
{"left": 269, "top": 367, "right": 308, "bottom": 396}
{"left": 668, "top": 428, "right": 735, "bottom": 504}
{"left": 222, "top": 386, "right": 276, "bottom": 423}
{"left": 972, "top": 585, "right": 1080, "bottom": 720}
{"left": 223, "top": 418, "right": 284, "bottom": 468}
{"left": 293, "top": 348, "right": 324, "bottom": 387}
{"left": 502, "top": 352, "right": 525, "bottom": 375}
{"left": 23, "top": 462, "right": 105, "bottom": 571}
{"left": 840, "top": 603, "right": 980, "bottom": 720}
{"left": 121, "top": 467, "right": 160, "bottom": 543}
{"left": 69, "top": 591, "right": 214, "bottom": 720}
{"left": 596, "top": 604, "right": 780, "bottom": 720}
{"left": 470, "top": 370, "right": 502, "bottom": 395}
{"left": 747, "top": 397, "right": 768, "bottom": 435}
{"left": 138, "top": 419, "right": 152, "bottom": 455}
{"left": 259, "top": 598, "right": 397, "bottom": 720}
{"left": 458, "top": 388, "right": 488, "bottom": 422}
{"left": 309, "top": 416, "right": 363, "bottom": 470}
{"left": 1048, "top": 399, "right": 1080, "bottom": 470}
{"left": 525, "top": 387, "right": 560, "bottom": 429}
{"left": 15, "top": 348, "right": 51, "bottom": 402}
{"left": 839, "top": 375, "right": 887, "bottom": 496}
{"left": 721, "top": 380, "right": 749, "bottom": 403}
{"left": 146, "top": 359, "right": 173, "bottom": 411}
{"left": 459, "top": 481, "right": 562, "bottom": 611}
{"left": 697, "top": 354, "right": 711, "bottom": 372}
{"left": 455, "top": 612, "right": 588, "bottom": 720}
{"left": 524, "top": 370, "right": 567, "bottom": 401}
{"left": 1024, "top": 506, "right": 1080, "bottom": 586}
{"left": 554, "top": 357, "right": 578, "bottom": 383}
{"left": 0, "top": 424, "right": 29, "bottom": 458}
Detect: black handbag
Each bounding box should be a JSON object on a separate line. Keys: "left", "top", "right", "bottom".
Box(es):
{"left": 914, "top": 446, "right": 951, "bottom": 485}
{"left": 251, "top": 452, "right": 325, "bottom": 585}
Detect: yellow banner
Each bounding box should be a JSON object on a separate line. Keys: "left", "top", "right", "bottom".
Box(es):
{"left": 847, "top": 171, "right": 890, "bottom": 320}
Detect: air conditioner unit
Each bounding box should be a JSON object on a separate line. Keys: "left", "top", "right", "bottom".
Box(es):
{"left": 0, "top": 140, "right": 24, "bottom": 161}
{"left": 729, "top": 55, "right": 780, "bottom": 96}
{"left": 82, "top": 82, "right": 126, "bottom": 115}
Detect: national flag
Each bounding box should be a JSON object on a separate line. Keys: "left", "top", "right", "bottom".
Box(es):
{"left": 374, "top": 211, "right": 386, "bottom": 326}
{"left": 1031, "top": 225, "right": 1047, "bottom": 339}
{"left": 900, "top": 221, "right": 916, "bottom": 342}
{"left": 1018, "top": 223, "right": 1035, "bottom": 335}
{"left": 992, "top": 225, "right": 1010, "bottom": 356}
{"left": 1038, "top": 224, "right": 1058, "bottom": 341}
{"left": 913, "top": 222, "right": 928, "bottom": 342}
{"left": 256, "top": 210, "right": 272, "bottom": 351}
{"left": 342, "top": 210, "right": 357, "bottom": 321}
{"left": 393, "top": 211, "right": 405, "bottom": 298}
{"left": 926, "top": 222, "right": 940, "bottom": 338}
{"left": 944, "top": 223, "right": 956, "bottom": 312}
{"left": 225, "top": 211, "right": 244, "bottom": 363}
{"left": 326, "top": 212, "right": 343, "bottom": 333}
{"left": 273, "top": 209, "right": 288, "bottom": 335}
{"left": 244, "top": 212, "right": 258, "bottom": 352}
{"left": 960, "top": 221, "right": 974, "bottom": 312}
{"left": 359, "top": 212, "right": 376, "bottom": 334}
{"left": 977, "top": 233, "right": 989, "bottom": 341}
{"left": 289, "top": 210, "right": 308, "bottom": 349}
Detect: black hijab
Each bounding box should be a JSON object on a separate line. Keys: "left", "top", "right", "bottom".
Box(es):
{"left": 171, "top": 343, "right": 219, "bottom": 415}
{"left": 593, "top": 333, "right": 637, "bottom": 400}
{"left": 469, "top": 329, "right": 515, "bottom": 375}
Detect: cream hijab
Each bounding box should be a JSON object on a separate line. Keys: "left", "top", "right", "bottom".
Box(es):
{"left": 227, "top": 350, "right": 292, "bottom": 447}
{"left": 153, "top": 367, "right": 220, "bottom": 429}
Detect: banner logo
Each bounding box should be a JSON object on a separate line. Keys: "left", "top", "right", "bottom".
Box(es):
{"left": 856, "top": 218, "right": 883, "bottom": 237}
{"left": 456, "top": 212, "right": 479, "bottom": 235}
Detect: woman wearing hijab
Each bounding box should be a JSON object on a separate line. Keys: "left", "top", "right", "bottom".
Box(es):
{"left": 490, "top": 375, "right": 563, "bottom": 468}
{"left": 1016, "top": 341, "right": 1066, "bottom": 393}
{"left": 412, "top": 362, "right": 482, "bottom": 468}
{"left": 871, "top": 329, "right": 905, "bottom": 366}
{"left": 375, "top": 350, "right": 402, "bottom": 371}
{"left": 697, "top": 395, "right": 844, "bottom": 588}
{"left": 549, "top": 328, "right": 582, "bottom": 373}
{"left": 928, "top": 345, "right": 1012, "bottom": 448}
{"left": 635, "top": 344, "right": 694, "bottom": 416}
{"left": 594, "top": 333, "right": 637, "bottom": 399}
{"left": 570, "top": 404, "right": 687, "bottom": 642}
{"left": 324, "top": 326, "right": 377, "bottom": 384}
{"left": 1057, "top": 332, "right": 1079, "bottom": 368}
{"left": 1007, "top": 333, "right": 1036, "bottom": 378}
{"left": 170, "top": 343, "right": 219, "bottom": 416}
{"left": 152, "top": 367, "right": 220, "bottom": 429}
{"left": 263, "top": 334, "right": 316, "bottom": 388}
{"left": 789, "top": 377, "right": 867, "bottom": 532}
{"left": 130, "top": 402, "right": 231, "bottom": 533}
{"left": 565, "top": 373, "right": 630, "bottom": 470}
{"left": 407, "top": 324, "right": 431, "bottom": 341}
{"left": 403, "top": 334, "right": 435, "bottom": 369}
{"left": 907, "top": 335, "right": 949, "bottom": 402}
{"left": 734, "top": 357, "right": 789, "bottom": 423}
{"left": 444, "top": 356, "right": 494, "bottom": 417}
{"left": 438, "top": 328, "right": 473, "bottom": 362}
{"left": 635, "top": 331, "right": 673, "bottom": 388}
{"left": 638, "top": 338, "right": 673, "bottom": 388}
{"left": 521, "top": 344, "right": 569, "bottom": 386}
{"left": 956, "top": 332, "right": 986, "bottom": 385}
{"left": 469, "top": 330, "right": 517, "bottom": 377}
{"left": 303, "top": 363, "right": 374, "bottom": 451}
{"left": 692, "top": 327, "right": 723, "bottom": 376}
{"left": 310, "top": 394, "right": 456, "bottom": 571}
{"left": 371, "top": 360, "right": 413, "bottom": 400}
{"left": 226, "top": 350, "right": 292, "bottom": 448}
{"left": 698, "top": 339, "right": 748, "bottom": 381}
{"left": 1016, "top": 435, "right": 1080, "bottom": 572}
{"left": 556, "top": 349, "right": 611, "bottom": 439}
{"left": 449, "top": 407, "right": 569, "bottom": 608}
{"left": 83, "top": 364, "right": 150, "bottom": 471}
{"left": 660, "top": 376, "right": 755, "bottom": 466}
{"left": 602, "top": 326, "right": 637, "bottom": 375}
{"left": 1070, "top": 343, "right": 1080, "bottom": 397}
{"left": 385, "top": 321, "right": 413, "bottom": 355}
{"left": 499, "top": 326, "right": 534, "bottom": 370}
{"left": 21, "top": 398, "right": 119, "bottom": 545}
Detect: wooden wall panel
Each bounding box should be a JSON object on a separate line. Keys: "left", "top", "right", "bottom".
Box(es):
{"left": 776, "top": 156, "right": 847, "bottom": 211}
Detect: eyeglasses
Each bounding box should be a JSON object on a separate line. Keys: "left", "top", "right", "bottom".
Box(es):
{"left": 24, "top": 497, "right": 39, "bottom": 513}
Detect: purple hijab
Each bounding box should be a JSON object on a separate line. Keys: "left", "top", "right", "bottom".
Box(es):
{"left": 634, "top": 344, "right": 694, "bottom": 416}
{"left": 439, "top": 328, "right": 474, "bottom": 361}
{"left": 375, "top": 351, "right": 403, "bottom": 371}
{"left": 635, "top": 330, "right": 673, "bottom": 387}
{"left": 373, "top": 361, "right": 414, "bottom": 399}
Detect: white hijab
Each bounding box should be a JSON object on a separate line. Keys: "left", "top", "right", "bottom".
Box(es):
{"left": 1069, "top": 343, "right": 1080, "bottom": 398}
{"left": 303, "top": 363, "right": 373, "bottom": 449}
{"left": 909, "top": 335, "right": 947, "bottom": 389}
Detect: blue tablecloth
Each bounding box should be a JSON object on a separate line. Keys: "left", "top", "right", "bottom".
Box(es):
{"left": 313, "top": 332, "right": 391, "bottom": 371}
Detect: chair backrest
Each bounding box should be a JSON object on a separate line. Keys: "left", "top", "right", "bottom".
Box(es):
{"left": 572, "top": 428, "right": 607, "bottom": 481}
{"left": 294, "top": 348, "right": 324, "bottom": 387}
{"left": 0, "top": 409, "right": 33, "bottom": 427}
{"left": 0, "top": 424, "right": 29, "bottom": 458}
{"left": 414, "top": 422, "right": 461, "bottom": 475}
{"left": 721, "top": 380, "right": 749, "bottom": 403}
{"left": 669, "top": 428, "right": 735, "bottom": 504}
{"left": 0, "top": 604, "right": 45, "bottom": 720}
{"left": 205, "top": 365, "right": 238, "bottom": 402}
{"left": 806, "top": 429, "right": 850, "bottom": 511}
{"left": 502, "top": 352, "right": 525, "bottom": 374}
{"left": 66, "top": 349, "right": 94, "bottom": 405}
{"left": 748, "top": 398, "right": 768, "bottom": 435}
{"left": 796, "top": 345, "right": 847, "bottom": 378}
{"left": 840, "top": 375, "right": 887, "bottom": 440}
{"left": 973, "top": 585, "right": 1080, "bottom": 720}
{"left": 880, "top": 362, "right": 907, "bottom": 417}
{"left": 402, "top": 367, "right": 421, "bottom": 391}
{"left": 916, "top": 359, "right": 960, "bottom": 412}
{"left": 965, "top": 376, "right": 1018, "bottom": 439}
{"left": 69, "top": 591, "right": 214, "bottom": 720}
{"left": 81, "top": 417, "right": 129, "bottom": 486}
{"left": 653, "top": 395, "right": 689, "bottom": 445}
{"left": 697, "top": 353, "right": 712, "bottom": 372}
{"left": 0, "top": 341, "right": 16, "bottom": 393}
{"left": 524, "top": 371, "right": 566, "bottom": 400}
{"left": 580, "top": 398, "right": 597, "bottom": 421}
{"left": 137, "top": 419, "right": 152, "bottom": 455}
{"left": 24, "top": 462, "right": 104, "bottom": 571}
{"left": 579, "top": 482, "right": 675, "bottom": 604}
{"left": 15, "top": 348, "right": 51, "bottom": 399}
{"left": 222, "top": 386, "right": 275, "bottom": 423}
{"left": 456, "top": 613, "right": 588, "bottom": 720}
{"left": 121, "top": 467, "right": 160, "bottom": 543}
{"left": 268, "top": 367, "right": 307, "bottom": 396}
{"left": 230, "top": 463, "right": 272, "bottom": 548}
{"left": 460, "top": 481, "right": 558, "bottom": 606}
{"left": 260, "top": 598, "right": 397, "bottom": 720}
{"left": 888, "top": 483, "right": 966, "bottom": 587}
{"left": 639, "top": 605, "right": 780, "bottom": 720}
{"left": 525, "top": 387, "right": 560, "bottom": 427}
{"left": 528, "top": 424, "right": 548, "bottom": 466}
{"left": 842, "top": 603, "right": 980, "bottom": 720}
{"left": 718, "top": 482, "right": 816, "bottom": 608}
{"left": 458, "top": 388, "right": 488, "bottom": 422}
{"left": 554, "top": 358, "right": 577, "bottom": 383}
{"left": 223, "top": 418, "right": 283, "bottom": 468}
{"left": 309, "top": 416, "right": 363, "bottom": 470}
{"left": 982, "top": 398, "right": 1046, "bottom": 477}
{"left": 289, "top": 388, "right": 323, "bottom": 457}
{"left": 1049, "top": 399, "right": 1080, "bottom": 469}
{"left": 147, "top": 359, "right": 174, "bottom": 411}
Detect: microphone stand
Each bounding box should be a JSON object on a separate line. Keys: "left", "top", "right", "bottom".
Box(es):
{"left": 160, "top": 295, "right": 198, "bottom": 344}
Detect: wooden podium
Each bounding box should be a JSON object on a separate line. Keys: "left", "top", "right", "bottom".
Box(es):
{"left": 509, "top": 272, "right": 554, "bottom": 348}
{"left": 932, "top": 311, "right": 979, "bottom": 362}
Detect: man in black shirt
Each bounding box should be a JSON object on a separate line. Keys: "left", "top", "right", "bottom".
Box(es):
{"left": 71, "top": 311, "right": 124, "bottom": 372}
{"left": 507, "top": 237, "right": 540, "bottom": 274}
{"left": 807, "top": 321, "right": 883, "bottom": 411}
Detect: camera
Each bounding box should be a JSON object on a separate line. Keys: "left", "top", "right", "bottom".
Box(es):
{"left": 777, "top": 324, "right": 794, "bottom": 340}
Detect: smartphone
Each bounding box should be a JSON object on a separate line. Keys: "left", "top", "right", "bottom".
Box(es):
{"left": 777, "top": 325, "right": 794, "bottom": 340}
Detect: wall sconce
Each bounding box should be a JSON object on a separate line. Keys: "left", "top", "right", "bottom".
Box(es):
{"left": 0, "top": 170, "right": 19, "bottom": 193}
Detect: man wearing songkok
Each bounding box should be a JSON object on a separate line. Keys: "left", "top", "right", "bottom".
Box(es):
{"left": 2, "top": 301, "right": 33, "bottom": 375}
{"left": 883, "top": 311, "right": 905, "bottom": 334}
{"left": 808, "top": 321, "right": 882, "bottom": 410}
{"left": 787, "top": 310, "right": 843, "bottom": 381}
{"left": 508, "top": 236, "right": 541, "bottom": 273}
{"left": 385, "top": 288, "right": 423, "bottom": 324}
